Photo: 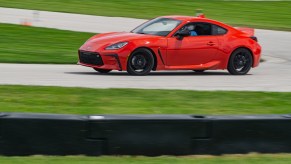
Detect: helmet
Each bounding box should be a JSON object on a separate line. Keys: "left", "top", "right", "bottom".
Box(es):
{"left": 187, "top": 24, "right": 195, "bottom": 31}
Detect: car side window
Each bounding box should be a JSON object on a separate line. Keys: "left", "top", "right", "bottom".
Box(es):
{"left": 193, "top": 23, "right": 212, "bottom": 36}
{"left": 212, "top": 25, "right": 227, "bottom": 35}
{"left": 176, "top": 23, "right": 213, "bottom": 37}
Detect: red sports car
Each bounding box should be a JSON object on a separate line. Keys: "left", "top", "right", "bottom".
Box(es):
{"left": 78, "top": 16, "right": 261, "bottom": 75}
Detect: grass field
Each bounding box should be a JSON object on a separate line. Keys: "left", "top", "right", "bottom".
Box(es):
{"left": 0, "top": 0, "right": 291, "bottom": 30}
{"left": 1, "top": 154, "right": 291, "bottom": 164}
{"left": 1, "top": 85, "right": 291, "bottom": 114}
{"left": 0, "top": 23, "right": 93, "bottom": 63}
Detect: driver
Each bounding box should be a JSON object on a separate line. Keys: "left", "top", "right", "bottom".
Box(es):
{"left": 187, "top": 24, "right": 197, "bottom": 36}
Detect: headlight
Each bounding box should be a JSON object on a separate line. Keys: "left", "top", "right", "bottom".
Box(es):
{"left": 105, "top": 42, "right": 128, "bottom": 50}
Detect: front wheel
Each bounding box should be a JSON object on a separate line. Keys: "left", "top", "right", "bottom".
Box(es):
{"left": 227, "top": 48, "right": 253, "bottom": 75}
{"left": 93, "top": 68, "right": 112, "bottom": 73}
{"left": 127, "top": 48, "right": 154, "bottom": 76}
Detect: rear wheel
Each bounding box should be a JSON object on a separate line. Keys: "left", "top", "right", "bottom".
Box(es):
{"left": 93, "top": 68, "right": 112, "bottom": 73}
{"left": 227, "top": 48, "right": 253, "bottom": 75}
{"left": 127, "top": 48, "right": 154, "bottom": 76}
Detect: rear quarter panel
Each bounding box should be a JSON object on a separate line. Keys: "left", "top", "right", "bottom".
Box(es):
{"left": 217, "top": 29, "right": 261, "bottom": 69}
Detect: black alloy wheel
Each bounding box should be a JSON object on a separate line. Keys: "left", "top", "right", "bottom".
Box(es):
{"left": 127, "top": 48, "right": 154, "bottom": 76}
{"left": 227, "top": 48, "right": 253, "bottom": 75}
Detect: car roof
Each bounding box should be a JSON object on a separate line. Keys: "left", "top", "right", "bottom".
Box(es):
{"left": 161, "top": 15, "right": 201, "bottom": 21}
{"left": 161, "top": 15, "right": 233, "bottom": 29}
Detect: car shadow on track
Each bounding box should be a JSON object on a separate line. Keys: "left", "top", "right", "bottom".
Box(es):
{"left": 65, "top": 71, "right": 239, "bottom": 76}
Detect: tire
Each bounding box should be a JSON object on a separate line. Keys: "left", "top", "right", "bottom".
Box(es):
{"left": 193, "top": 70, "right": 205, "bottom": 73}
{"left": 93, "top": 68, "right": 112, "bottom": 73}
{"left": 227, "top": 48, "right": 253, "bottom": 75}
{"left": 127, "top": 48, "right": 154, "bottom": 76}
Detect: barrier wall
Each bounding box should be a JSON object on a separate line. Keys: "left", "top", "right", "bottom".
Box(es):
{"left": 1, "top": 113, "right": 291, "bottom": 156}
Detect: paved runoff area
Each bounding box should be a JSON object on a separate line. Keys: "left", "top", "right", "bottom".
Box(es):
{"left": 1, "top": 7, "right": 291, "bottom": 91}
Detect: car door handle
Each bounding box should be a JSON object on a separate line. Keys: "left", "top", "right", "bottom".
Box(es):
{"left": 207, "top": 41, "right": 215, "bottom": 46}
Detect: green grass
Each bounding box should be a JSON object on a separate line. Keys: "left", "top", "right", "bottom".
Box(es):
{"left": 1, "top": 85, "right": 291, "bottom": 115}
{"left": 0, "top": 0, "right": 291, "bottom": 30}
{"left": 0, "top": 23, "right": 93, "bottom": 63}
{"left": 1, "top": 154, "right": 291, "bottom": 163}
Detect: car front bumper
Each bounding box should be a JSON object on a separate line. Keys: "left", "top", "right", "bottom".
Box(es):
{"left": 78, "top": 50, "right": 126, "bottom": 71}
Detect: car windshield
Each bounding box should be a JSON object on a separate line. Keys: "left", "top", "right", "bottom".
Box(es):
{"left": 131, "top": 18, "right": 181, "bottom": 36}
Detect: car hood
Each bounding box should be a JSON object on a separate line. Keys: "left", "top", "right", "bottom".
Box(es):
{"left": 80, "top": 32, "right": 162, "bottom": 51}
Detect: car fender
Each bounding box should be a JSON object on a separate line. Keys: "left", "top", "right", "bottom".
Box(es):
{"left": 127, "top": 38, "right": 168, "bottom": 70}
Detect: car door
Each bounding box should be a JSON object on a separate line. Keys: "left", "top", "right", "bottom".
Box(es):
{"left": 166, "top": 23, "right": 219, "bottom": 66}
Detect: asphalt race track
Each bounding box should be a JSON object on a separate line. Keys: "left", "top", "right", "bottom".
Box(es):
{"left": 1, "top": 7, "right": 291, "bottom": 92}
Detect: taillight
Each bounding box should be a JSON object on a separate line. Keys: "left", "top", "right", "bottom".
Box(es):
{"left": 250, "top": 36, "right": 258, "bottom": 42}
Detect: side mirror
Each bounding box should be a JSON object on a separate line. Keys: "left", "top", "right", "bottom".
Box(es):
{"left": 175, "top": 30, "right": 190, "bottom": 40}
